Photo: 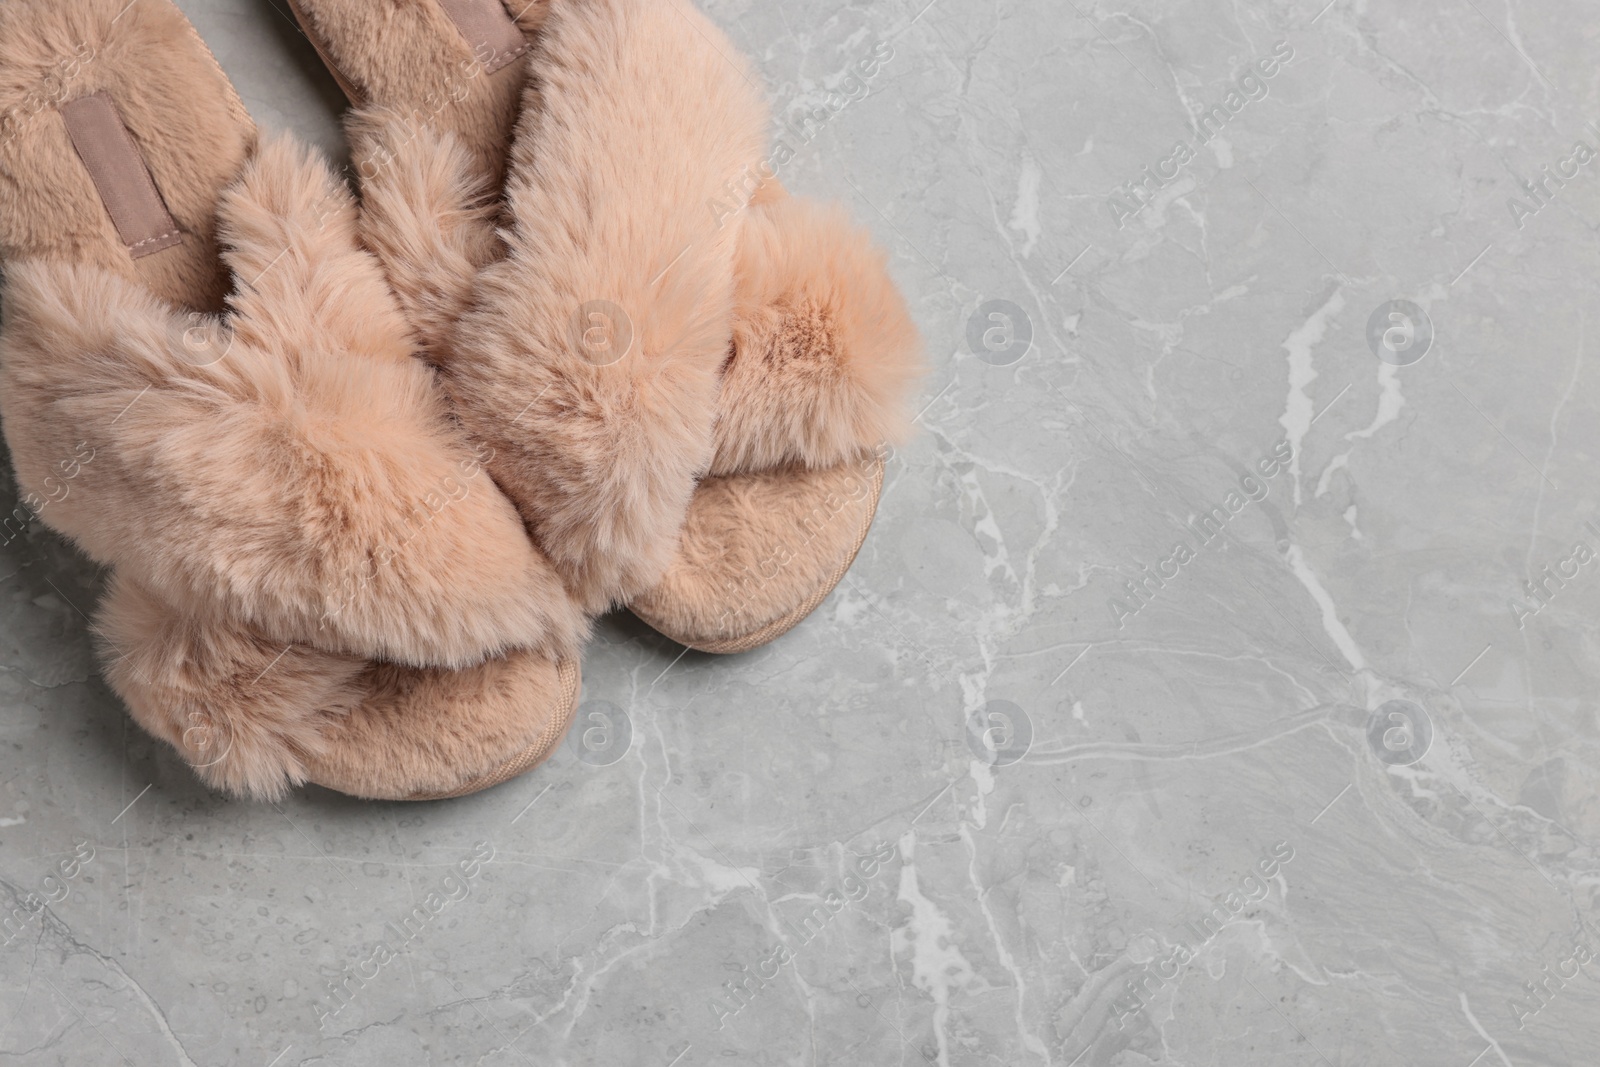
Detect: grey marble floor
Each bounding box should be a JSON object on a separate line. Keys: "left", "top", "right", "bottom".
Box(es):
{"left": 4, "top": 0, "right": 1600, "bottom": 1064}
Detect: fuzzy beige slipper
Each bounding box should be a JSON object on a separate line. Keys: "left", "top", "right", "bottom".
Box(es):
{"left": 288, "top": 0, "right": 923, "bottom": 654}
{"left": 0, "top": 0, "right": 580, "bottom": 800}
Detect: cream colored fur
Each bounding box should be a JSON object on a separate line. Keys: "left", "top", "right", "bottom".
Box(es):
{"left": 463, "top": 0, "right": 770, "bottom": 614}
{"left": 0, "top": 137, "right": 585, "bottom": 667}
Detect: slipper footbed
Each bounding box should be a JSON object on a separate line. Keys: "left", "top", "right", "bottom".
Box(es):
{"left": 628, "top": 452, "right": 887, "bottom": 649}
{"left": 0, "top": 0, "right": 253, "bottom": 308}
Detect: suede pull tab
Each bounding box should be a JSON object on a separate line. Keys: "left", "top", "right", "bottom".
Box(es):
{"left": 438, "top": 0, "right": 528, "bottom": 74}
{"left": 60, "top": 91, "right": 182, "bottom": 260}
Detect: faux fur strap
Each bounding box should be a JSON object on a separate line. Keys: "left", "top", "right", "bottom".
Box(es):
{"left": 710, "top": 192, "right": 923, "bottom": 477}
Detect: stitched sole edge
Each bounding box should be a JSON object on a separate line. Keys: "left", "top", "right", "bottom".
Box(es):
{"left": 399, "top": 655, "right": 581, "bottom": 801}
{"left": 630, "top": 454, "right": 886, "bottom": 655}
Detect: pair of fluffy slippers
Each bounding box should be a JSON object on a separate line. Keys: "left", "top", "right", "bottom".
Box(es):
{"left": 0, "top": 0, "right": 922, "bottom": 801}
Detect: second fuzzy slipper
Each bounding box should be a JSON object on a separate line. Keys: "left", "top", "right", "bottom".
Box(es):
{"left": 290, "top": 0, "right": 925, "bottom": 653}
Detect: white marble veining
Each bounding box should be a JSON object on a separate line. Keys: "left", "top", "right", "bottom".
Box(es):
{"left": 4, "top": 0, "right": 1600, "bottom": 1064}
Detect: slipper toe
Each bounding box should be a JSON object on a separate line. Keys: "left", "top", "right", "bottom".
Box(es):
{"left": 631, "top": 194, "right": 923, "bottom": 651}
